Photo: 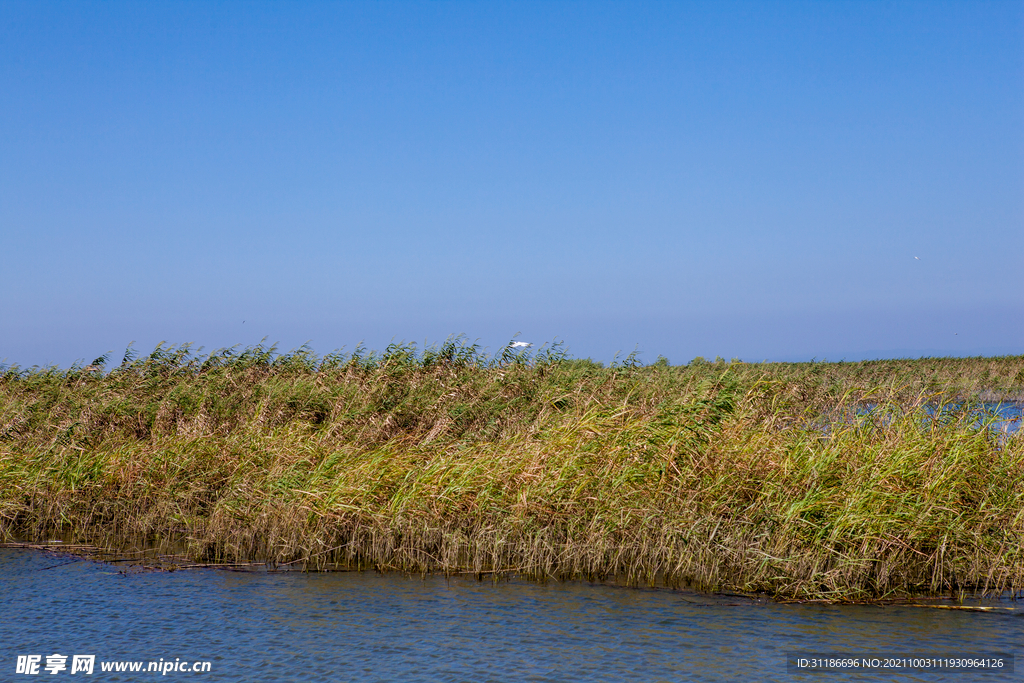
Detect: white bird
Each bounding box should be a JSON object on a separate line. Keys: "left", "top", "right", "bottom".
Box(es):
{"left": 510, "top": 341, "right": 532, "bottom": 349}
{"left": 914, "top": 256, "right": 920, "bottom": 260}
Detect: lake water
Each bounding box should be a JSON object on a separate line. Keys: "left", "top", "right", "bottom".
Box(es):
{"left": 938, "top": 401, "right": 1022, "bottom": 436}
{"left": 821, "top": 401, "right": 1023, "bottom": 439}
{"left": 2, "top": 548, "right": 1020, "bottom": 682}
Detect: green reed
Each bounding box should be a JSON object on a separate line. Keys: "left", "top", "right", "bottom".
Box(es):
{"left": 1, "top": 340, "right": 1021, "bottom": 600}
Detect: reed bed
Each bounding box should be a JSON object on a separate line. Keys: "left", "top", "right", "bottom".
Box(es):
{"left": 1, "top": 340, "right": 1022, "bottom": 600}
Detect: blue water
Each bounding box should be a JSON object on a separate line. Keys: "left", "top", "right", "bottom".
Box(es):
{"left": 819, "top": 401, "right": 1023, "bottom": 439}
{"left": 983, "top": 401, "right": 1023, "bottom": 436}
{"left": 2, "top": 549, "right": 1021, "bottom": 682}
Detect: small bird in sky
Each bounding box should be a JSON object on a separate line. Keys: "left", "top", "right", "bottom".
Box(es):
{"left": 510, "top": 341, "right": 532, "bottom": 349}
{"left": 914, "top": 256, "right": 920, "bottom": 260}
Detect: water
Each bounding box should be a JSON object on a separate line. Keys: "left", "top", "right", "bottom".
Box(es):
{"left": 984, "top": 401, "right": 1024, "bottom": 436}
{"left": 2, "top": 549, "right": 1020, "bottom": 682}
{"left": 927, "top": 401, "right": 1023, "bottom": 436}
{"left": 822, "top": 401, "right": 1023, "bottom": 439}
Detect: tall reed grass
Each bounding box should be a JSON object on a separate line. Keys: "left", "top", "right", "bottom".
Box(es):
{"left": 1, "top": 340, "right": 1021, "bottom": 600}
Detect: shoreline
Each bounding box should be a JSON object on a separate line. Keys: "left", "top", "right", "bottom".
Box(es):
{"left": 5, "top": 541, "right": 1023, "bottom": 610}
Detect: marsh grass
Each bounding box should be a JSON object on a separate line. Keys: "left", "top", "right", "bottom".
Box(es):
{"left": 1, "top": 340, "right": 1022, "bottom": 600}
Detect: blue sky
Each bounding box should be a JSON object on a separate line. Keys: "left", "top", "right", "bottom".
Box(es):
{"left": 2, "top": 0, "right": 1021, "bottom": 367}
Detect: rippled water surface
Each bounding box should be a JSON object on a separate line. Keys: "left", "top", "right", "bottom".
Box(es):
{"left": 2, "top": 549, "right": 1021, "bottom": 682}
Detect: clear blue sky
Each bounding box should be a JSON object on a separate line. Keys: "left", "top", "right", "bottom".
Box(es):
{"left": 2, "top": 0, "right": 1021, "bottom": 367}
